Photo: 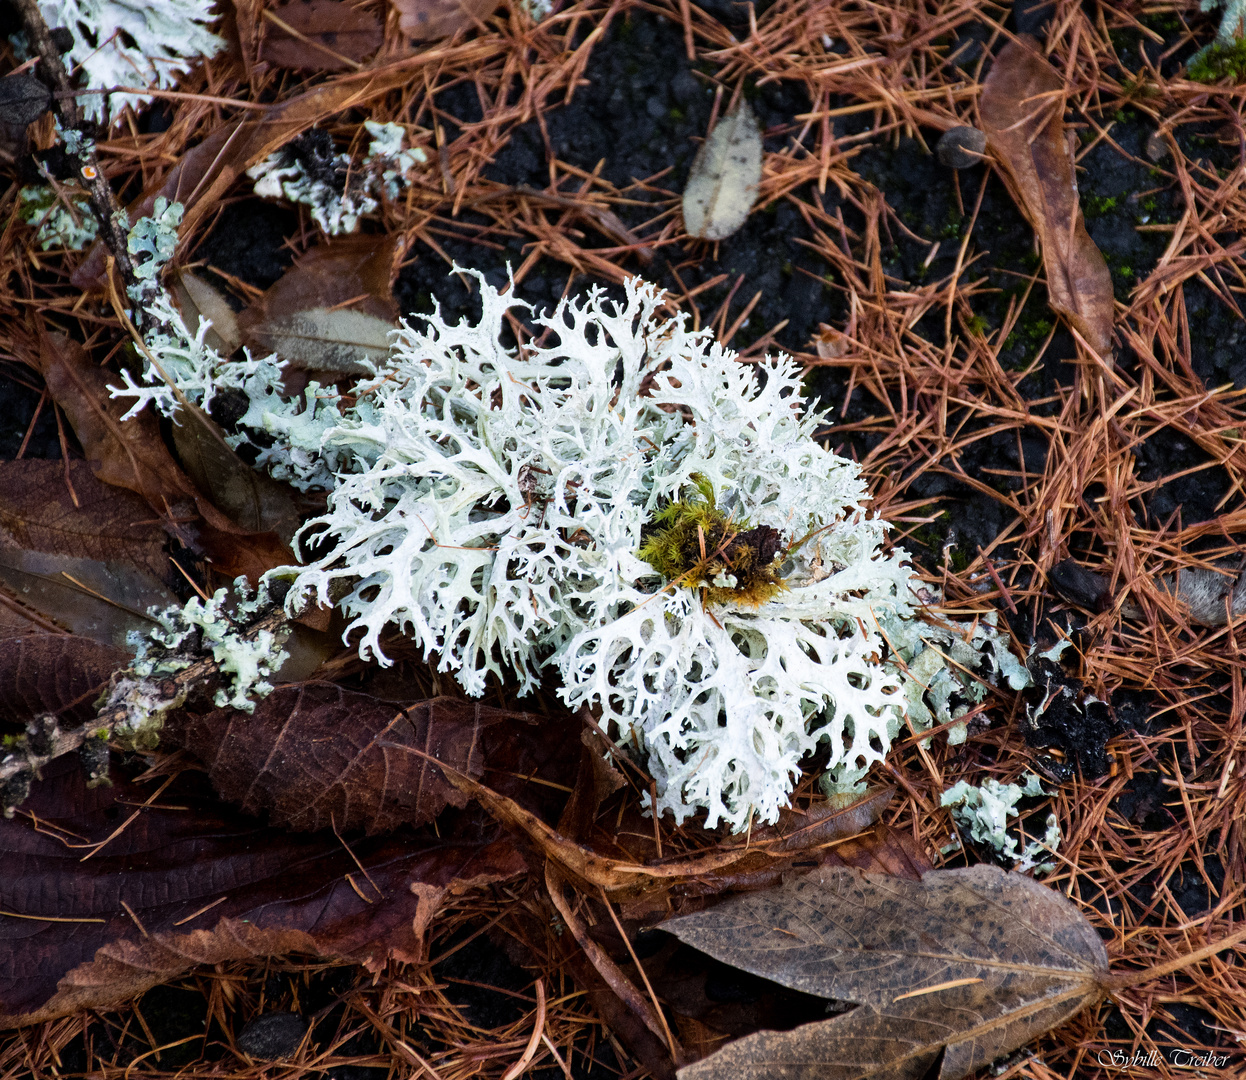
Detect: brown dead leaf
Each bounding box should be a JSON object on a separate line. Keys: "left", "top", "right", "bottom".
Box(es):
{"left": 172, "top": 271, "right": 242, "bottom": 355}
{"left": 166, "top": 685, "right": 521, "bottom": 835}
{"left": 665, "top": 864, "right": 1110, "bottom": 1080}
{"left": 237, "top": 234, "right": 400, "bottom": 375}
{"left": 37, "top": 333, "right": 203, "bottom": 521}
{"left": 980, "top": 35, "right": 1114, "bottom": 362}
{"left": 260, "top": 0, "right": 384, "bottom": 72}
{"left": 395, "top": 0, "right": 500, "bottom": 42}
{"left": 0, "top": 460, "right": 180, "bottom": 645}
{"left": 0, "top": 460, "right": 173, "bottom": 585}
{"left": 35, "top": 332, "right": 296, "bottom": 582}
{"left": 170, "top": 402, "right": 303, "bottom": 543}
{"left": 0, "top": 635, "right": 125, "bottom": 725}
{"left": 0, "top": 755, "right": 524, "bottom": 1027}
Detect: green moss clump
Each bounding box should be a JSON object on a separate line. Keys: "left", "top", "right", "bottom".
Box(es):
{"left": 1189, "top": 39, "right": 1246, "bottom": 84}
{"left": 639, "top": 475, "right": 787, "bottom": 607}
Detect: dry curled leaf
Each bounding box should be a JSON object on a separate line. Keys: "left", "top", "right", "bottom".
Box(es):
{"left": 260, "top": 0, "right": 384, "bottom": 73}
{"left": 237, "top": 234, "right": 400, "bottom": 375}
{"left": 395, "top": 0, "right": 500, "bottom": 42}
{"left": 980, "top": 36, "right": 1114, "bottom": 362}
{"left": 682, "top": 99, "right": 763, "bottom": 241}
{"left": 0, "top": 755, "right": 524, "bottom": 1027}
{"left": 665, "top": 864, "right": 1110, "bottom": 1080}
{"left": 446, "top": 760, "right": 897, "bottom": 898}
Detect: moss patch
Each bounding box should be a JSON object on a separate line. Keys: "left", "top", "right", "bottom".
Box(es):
{"left": 639, "top": 476, "right": 787, "bottom": 607}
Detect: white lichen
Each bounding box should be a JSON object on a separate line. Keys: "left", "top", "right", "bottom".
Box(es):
{"left": 273, "top": 274, "right": 920, "bottom": 830}
{"left": 941, "top": 773, "right": 1061, "bottom": 874}
{"left": 248, "top": 123, "right": 428, "bottom": 235}
{"left": 117, "top": 265, "right": 1030, "bottom": 833}
{"left": 24, "top": 0, "right": 225, "bottom": 124}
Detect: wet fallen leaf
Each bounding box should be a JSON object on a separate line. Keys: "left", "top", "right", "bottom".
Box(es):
{"left": 172, "top": 270, "right": 242, "bottom": 355}
{"left": 394, "top": 0, "right": 500, "bottom": 42}
{"left": 238, "top": 234, "right": 400, "bottom": 375}
{"left": 0, "top": 635, "right": 125, "bottom": 725}
{"left": 682, "top": 99, "right": 763, "bottom": 241}
{"left": 35, "top": 332, "right": 296, "bottom": 582}
{"left": 170, "top": 402, "right": 302, "bottom": 543}
{"left": 0, "top": 545, "right": 176, "bottom": 648}
{"left": 0, "top": 460, "right": 179, "bottom": 645}
{"left": 980, "top": 35, "right": 1114, "bottom": 362}
{"left": 0, "top": 459, "right": 173, "bottom": 586}
{"left": 166, "top": 686, "right": 528, "bottom": 835}
{"left": 260, "top": 0, "right": 384, "bottom": 73}
{"left": 0, "top": 755, "right": 524, "bottom": 1026}
{"left": 664, "top": 864, "right": 1110, "bottom": 1080}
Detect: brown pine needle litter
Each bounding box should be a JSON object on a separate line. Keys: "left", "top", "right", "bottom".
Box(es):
{"left": 2, "top": 0, "right": 1246, "bottom": 1077}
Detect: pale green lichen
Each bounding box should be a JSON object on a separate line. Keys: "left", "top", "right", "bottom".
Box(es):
{"left": 18, "top": 185, "right": 98, "bottom": 251}
{"left": 248, "top": 123, "right": 428, "bottom": 235}
{"left": 126, "top": 196, "right": 182, "bottom": 305}
{"left": 941, "top": 773, "right": 1061, "bottom": 874}
{"left": 104, "top": 579, "right": 290, "bottom": 749}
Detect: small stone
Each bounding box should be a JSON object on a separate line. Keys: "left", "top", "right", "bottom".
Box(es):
{"left": 50, "top": 27, "right": 75, "bottom": 54}
{"left": 937, "top": 126, "right": 987, "bottom": 169}
{"left": 1047, "top": 558, "right": 1108, "bottom": 610}
{"left": 236, "top": 1012, "right": 308, "bottom": 1060}
{"left": 1145, "top": 130, "right": 1170, "bottom": 163}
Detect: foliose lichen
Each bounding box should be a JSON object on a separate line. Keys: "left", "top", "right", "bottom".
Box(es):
{"left": 104, "top": 577, "right": 290, "bottom": 749}
{"left": 941, "top": 773, "right": 1061, "bottom": 874}
{"left": 17, "top": 184, "right": 98, "bottom": 250}
{"left": 247, "top": 122, "right": 428, "bottom": 235}
{"left": 20, "top": 0, "right": 224, "bottom": 124}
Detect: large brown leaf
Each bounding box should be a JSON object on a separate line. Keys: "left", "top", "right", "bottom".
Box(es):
{"left": 260, "top": 0, "right": 384, "bottom": 72}
{"left": 664, "top": 864, "right": 1110, "bottom": 1080}
{"left": 0, "top": 635, "right": 125, "bottom": 725}
{"left": 980, "top": 36, "right": 1114, "bottom": 363}
{"left": 0, "top": 460, "right": 180, "bottom": 644}
{"left": 166, "top": 685, "right": 522, "bottom": 835}
{"left": 0, "top": 755, "right": 524, "bottom": 1027}
{"left": 0, "top": 460, "right": 173, "bottom": 585}
{"left": 237, "top": 234, "right": 401, "bottom": 376}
